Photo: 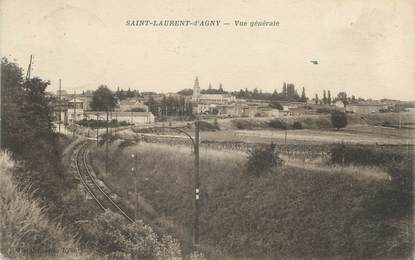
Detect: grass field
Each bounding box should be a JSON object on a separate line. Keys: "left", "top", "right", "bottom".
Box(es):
{"left": 90, "top": 141, "right": 413, "bottom": 259}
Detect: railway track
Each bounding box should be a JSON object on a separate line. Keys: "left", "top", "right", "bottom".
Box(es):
{"left": 74, "top": 141, "right": 134, "bottom": 223}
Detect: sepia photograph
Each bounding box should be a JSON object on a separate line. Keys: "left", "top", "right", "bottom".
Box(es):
{"left": 0, "top": 0, "right": 414, "bottom": 259}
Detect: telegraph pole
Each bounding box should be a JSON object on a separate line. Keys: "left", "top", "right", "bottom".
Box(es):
{"left": 25, "top": 55, "right": 33, "bottom": 81}
{"left": 96, "top": 113, "right": 99, "bottom": 147}
{"left": 109, "top": 110, "right": 112, "bottom": 147}
{"left": 131, "top": 153, "right": 138, "bottom": 219}
{"left": 194, "top": 119, "right": 200, "bottom": 245}
{"left": 73, "top": 90, "right": 76, "bottom": 138}
{"left": 106, "top": 110, "right": 109, "bottom": 174}
{"left": 58, "top": 79, "right": 61, "bottom": 134}
{"left": 115, "top": 110, "right": 118, "bottom": 137}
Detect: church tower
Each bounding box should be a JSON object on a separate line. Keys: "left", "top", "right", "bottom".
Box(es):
{"left": 192, "top": 76, "right": 201, "bottom": 102}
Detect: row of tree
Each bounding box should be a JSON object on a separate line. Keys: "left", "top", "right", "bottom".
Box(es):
{"left": 177, "top": 82, "right": 308, "bottom": 102}
{"left": 115, "top": 87, "right": 141, "bottom": 101}
{"left": 232, "top": 85, "right": 307, "bottom": 102}
{"left": 313, "top": 90, "right": 361, "bottom": 105}
{"left": 91, "top": 85, "right": 194, "bottom": 117}
{"left": 145, "top": 96, "right": 193, "bottom": 117}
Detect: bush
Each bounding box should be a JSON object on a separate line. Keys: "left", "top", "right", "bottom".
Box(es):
{"left": 293, "top": 121, "right": 302, "bottom": 129}
{"left": 76, "top": 119, "right": 131, "bottom": 128}
{"left": 246, "top": 143, "right": 283, "bottom": 176}
{"left": 387, "top": 158, "right": 414, "bottom": 193}
{"left": 331, "top": 111, "right": 348, "bottom": 130}
{"left": 382, "top": 121, "right": 392, "bottom": 127}
{"left": 90, "top": 211, "right": 181, "bottom": 259}
{"left": 198, "top": 120, "right": 219, "bottom": 131}
{"left": 268, "top": 119, "right": 287, "bottom": 129}
{"left": 330, "top": 144, "right": 404, "bottom": 166}
{"left": 269, "top": 101, "right": 283, "bottom": 110}
{"left": 231, "top": 119, "right": 267, "bottom": 130}
{"left": 316, "top": 108, "right": 333, "bottom": 114}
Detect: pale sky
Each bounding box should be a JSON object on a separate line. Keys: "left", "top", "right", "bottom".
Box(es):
{"left": 1, "top": 0, "right": 414, "bottom": 100}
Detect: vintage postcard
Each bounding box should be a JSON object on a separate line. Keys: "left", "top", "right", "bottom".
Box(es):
{"left": 0, "top": 0, "right": 414, "bottom": 259}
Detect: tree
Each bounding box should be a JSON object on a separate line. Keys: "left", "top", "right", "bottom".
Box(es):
{"left": 160, "top": 96, "right": 167, "bottom": 116}
{"left": 337, "top": 92, "right": 348, "bottom": 105}
{"left": 331, "top": 111, "right": 348, "bottom": 130}
{"left": 90, "top": 85, "right": 117, "bottom": 111}
{"left": 282, "top": 83, "right": 287, "bottom": 96}
{"left": 300, "top": 87, "right": 307, "bottom": 102}
{"left": 176, "top": 88, "right": 193, "bottom": 96}
{"left": 218, "top": 83, "right": 224, "bottom": 93}
{"left": 145, "top": 96, "right": 158, "bottom": 116}
{"left": 315, "top": 94, "right": 319, "bottom": 104}
{"left": 327, "top": 90, "right": 332, "bottom": 105}
{"left": 1, "top": 57, "right": 68, "bottom": 212}
{"left": 323, "top": 90, "right": 327, "bottom": 104}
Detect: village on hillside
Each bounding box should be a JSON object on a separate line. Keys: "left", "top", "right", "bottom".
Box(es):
{"left": 50, "top": 76, "right": 415, "bottom": 127}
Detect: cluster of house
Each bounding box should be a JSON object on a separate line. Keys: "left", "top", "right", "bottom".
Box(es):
{"left": 333, "top": 100, "right": 397, "bottom": 114}
{"left": 188, "top": 77, "right": 392, "bottom": 117}
{"left": 191, "top": 77, "right": 292, "bottom": 118}
{"left": 52, "top": 77, "right": 409, "bottom": 126}
{"left": 54, "top": 90, "right": 155, "bottom": 125}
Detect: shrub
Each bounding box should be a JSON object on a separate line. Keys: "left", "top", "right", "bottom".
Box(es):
{"left": 246, "top": 143, "right": 283, "bottom": 176}
{"left": 198, "top": 120, "right": 219, "bottom": 131}
{"left": 330, "top": 144, "right": 404, "bottom": 166}
{"left": 90, "top": 211, "right": 182, "bottom": 259}
{"left": 331, "top": 111, "right": 348, "bottom": 130}
{"left": 231, "top": 119, "right": 266, "bottom": 130}
{"left": 293, "top": 121, "right": 302, "bottom": 129}
{"left": 316, "top": 108, "right": 332, "bottom": 114}
{"left": 269, "top": 101, "right": 283, "bottom": 110}
{"left": 234, "top": 121, "right": 243, "bottom": 129}
{"left": 254, "top": 112, "right": 263, "bottom": 117}
{"left": 268, "top": 119, "right": 287, "bottom": 129}
{"left": 76, "top": 119, "right": 131, "bottom": 128}
{"left": 119, "top": 139, "right": 135, "bottom": 150}
{"left": 387, "top": 158, "right": 414, "bottom": 193}
{"left": 382, "top": 121, "right": 392, "bottom": 127}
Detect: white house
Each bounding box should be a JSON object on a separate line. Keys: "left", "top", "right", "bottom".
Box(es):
{"left": 62, "top": 98, "right": 84, "bottom": 124}
{"left": 115, "top": 112, "right": 154, "bottom": 124}
{"left": 83, "top": 111, "right": 155, "bottom": 125}
{"left": 117, "top": 99, "right": 149, "bottom": 112}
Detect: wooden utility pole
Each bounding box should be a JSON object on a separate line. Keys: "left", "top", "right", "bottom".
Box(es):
{"left": 25, "top": 55, "right": 33, "bottom": 81}
{"left": 96, "top": 113, "right": 99, "bottom": 147}
{"left": 284, "top": 129, "right": 287, "bottom": 145}
{"left": 106, "top": 110, "right": 109, "bottom": 174}
{"left": 194, "top": 120, "right": 200, "bottom": 245}
{"left": 115, "top": 110, "right": 118, "bottom": 137}
{"left": 73, "top": 90, "right": 76, "bottom": 138}
{"left": 131, "top": 153, "right": 138, "bottom": 219}
{"left": 58, "top": 79, "right": 61, "bottom": 134}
